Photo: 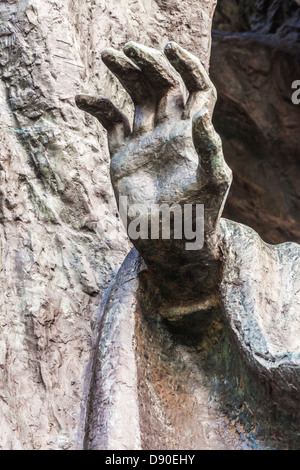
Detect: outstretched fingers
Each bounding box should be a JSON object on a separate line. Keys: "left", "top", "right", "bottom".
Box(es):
{"left": 123, "top": 41, "right": 180, "bottom": 91}
{"left": 164, "top": 42, "right": 210, "bottom": 92}
{"left": 75, "top": 94, "right": 131, "bottom": 156}
{"left": 101, "top": 48, "right": 151, "bottom": 106}
{"left": 101, "top": 48, "right": 156, "bottom": 134}
{"left": 123, "top": 41, "right": 184, "bottom": 122}
{"left": 164, "top": 42, "right": 217, "bottom": 118}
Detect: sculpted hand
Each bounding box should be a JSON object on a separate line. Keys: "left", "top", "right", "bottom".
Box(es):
{"left": 76, "top": 42, "right": 232, "bottom": 299}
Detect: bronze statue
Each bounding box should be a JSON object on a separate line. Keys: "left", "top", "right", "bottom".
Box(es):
{"left": 76, "top": 42, "right": 300, "bottom": 450}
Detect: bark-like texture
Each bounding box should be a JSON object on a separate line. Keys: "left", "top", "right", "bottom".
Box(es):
{"left": 1, "top": 0, "right": 299, "bottom": 450}
{"left": 211, "top": 0, "right": 300, "bottom": 244}
{"left": 0, "top": 0, "right": 217, "bottom": 450}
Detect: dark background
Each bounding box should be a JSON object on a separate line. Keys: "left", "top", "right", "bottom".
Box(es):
{"left": 212, "top": 0, "right": 300, "bottom": 244}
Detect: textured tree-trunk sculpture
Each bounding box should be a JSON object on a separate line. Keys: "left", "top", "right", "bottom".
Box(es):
{"left": 0, "top": 0, "right": 217, "bottom": 450}
{"left": 0, "top": 0, "right": 299, "bottom": 450}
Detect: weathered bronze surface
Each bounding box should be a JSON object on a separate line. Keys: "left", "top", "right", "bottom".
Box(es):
{"left": 76, "top": 42, "right": 300, "bottom": 450}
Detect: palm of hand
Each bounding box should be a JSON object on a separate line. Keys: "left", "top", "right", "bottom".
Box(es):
{"left": 111, "top": 119, "right": 199, "bottom": 207}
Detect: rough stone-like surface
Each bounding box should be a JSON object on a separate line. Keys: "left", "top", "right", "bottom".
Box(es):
{"left": 211, "top": 0, "right": 300, "bottom": 245}
{"left": 0, "top": 0, "right": 217, "bottom": 450}
{"left": 2, "top": 0, "right": 299, "bottom": 451}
